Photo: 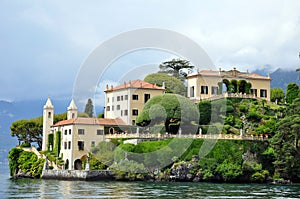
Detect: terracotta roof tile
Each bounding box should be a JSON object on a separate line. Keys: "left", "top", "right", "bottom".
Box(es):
{"left": 52, "top": 117, "right": 127, "bottom": 127}
{"left": 187, "top": 69, "right": 271, "bottom": 80}
{"left": 105, "top": 79, "right": 165, "bottom": 92}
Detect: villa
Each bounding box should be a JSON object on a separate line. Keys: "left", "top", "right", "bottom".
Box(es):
{"left": 41, "top": 72, "right": 271, "bottom": 170}
{"left": 187, "top": 68, "right": 271, "bottom": 102}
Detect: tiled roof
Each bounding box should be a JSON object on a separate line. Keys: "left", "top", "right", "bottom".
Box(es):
{"left": 105, "top": 79, "right": 165, "bottom": 92}
{"left": 52, "top": 117, "right": 127, "bottom": 127}
{"left": 187, "top": 68, "right": 271, "bottom": 80}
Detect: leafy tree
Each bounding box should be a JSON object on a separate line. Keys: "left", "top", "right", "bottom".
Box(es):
{"left": 53, "top": 113, "right": 67, "bottom": 124}
{"left": 270, "top": 98, "right": 300, "bottom": 180}
{"left": 158, "top": 58, "right": 194, "bottom": 81}
{"left": 136, "top": 94, "right": 199, "bottom": 134}
{"left": 10, "top": 118, "right": 43, "bottom": 149}
{"left": 198, "top": 100, "right": 212, "bottom": 125}
{"left": 144, "top": 73, "right": 186, "bottom": 95}
{"left": 8, "top": 148, "right": 44, "bottom": 178}
{"left": 286, "top": 83, "right": 299, "bottom": 104}
{"left": 84, "top": 98, "right": 94, "bottom": 117}
{"left": 271, "top": 88, "right": 285, "bottom": 103}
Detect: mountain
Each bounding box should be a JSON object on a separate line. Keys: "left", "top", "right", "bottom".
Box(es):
{"left": 252, "top": 68, "right": 300, "bottom": 91}
{"left": 270, "top": 68, "right": 299, "bottom": 91}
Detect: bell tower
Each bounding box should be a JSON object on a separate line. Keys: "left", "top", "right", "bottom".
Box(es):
{"left": 67, "top": 99, "right": 78, "bottom": 120}
{"left": 42, "top": 97, "right": 54, "bottom": 151}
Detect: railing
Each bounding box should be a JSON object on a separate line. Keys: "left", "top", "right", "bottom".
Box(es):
{"left": 209, "top": 92, "right": 262, "bottom": 101}
{"left": 105, "top": 133, "right": 268, "bottom": 141}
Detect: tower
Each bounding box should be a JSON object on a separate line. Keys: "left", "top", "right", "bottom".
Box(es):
{"left": 67, "top": 99, "right": 78, "bottom": 120}
{"left": 42, "top": 97, "right": 54, "bottom": 151}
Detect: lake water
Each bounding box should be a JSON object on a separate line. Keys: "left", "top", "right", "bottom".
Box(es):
{"left": 1, "top": 165, "right": 300, "bottom": 198}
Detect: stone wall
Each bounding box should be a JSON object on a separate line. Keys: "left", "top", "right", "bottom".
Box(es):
{"left": 42, "top": 170, "right": 114, "bottom": 181}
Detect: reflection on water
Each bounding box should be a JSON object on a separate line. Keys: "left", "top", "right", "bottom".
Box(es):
{"left": 3, "top": 179, "right": 300, "bottom": 199}
{"left": 1, "top": 165, "right": 300, "bottom": 199}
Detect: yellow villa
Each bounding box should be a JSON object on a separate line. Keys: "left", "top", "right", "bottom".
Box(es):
{"left": 187, "top": 68, "right": 271, "bottom": 102}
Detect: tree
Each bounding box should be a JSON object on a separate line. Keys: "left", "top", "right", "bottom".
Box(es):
{"left": 286, "top": 83, "right": 299, "bottom": 104}
{"left": 84, "top": 98, "right": 94, "bottom": 117}
{"left": 198, "top": 100, "right": 212, "bottom": 125}
{"left": 10, "top": 118, "right": 43, "bottom": 149}
{"left": 144, "top": 73, "right": 186, "bottom": 95}
{"left": 270, "top": 98, "right": 300, "bottom": 180}
{"left": 136, "top": 94, "right": 199, "bottom": 134}
{"left": 271, "top": 88, "right": 285, "bottom": 103}
{"left": 158, "top": 58, "right": 194, "bottom": 81}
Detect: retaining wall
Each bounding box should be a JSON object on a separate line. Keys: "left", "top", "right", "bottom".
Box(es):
{"left": 42, "top": 170, "right": 114, "bottom": 181}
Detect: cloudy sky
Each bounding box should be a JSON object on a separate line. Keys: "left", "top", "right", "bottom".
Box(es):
{"left": 1, "top": 0, "right": 300, "bottom": 106}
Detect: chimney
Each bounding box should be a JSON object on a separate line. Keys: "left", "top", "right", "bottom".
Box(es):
{"left": 106, "top": 84, "right": 109, "bottom": 90}
{"left": 162, "top": 82, "right": 165, "bottom": 89}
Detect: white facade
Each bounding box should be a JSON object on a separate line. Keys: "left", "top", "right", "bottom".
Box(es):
{"left": 105, "top": 80, "right": 165, "bottom": 125}
{"left": 42, "top": 98, "right": 127, "bottom": 170}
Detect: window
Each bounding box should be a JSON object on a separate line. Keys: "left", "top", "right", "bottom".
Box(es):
{"left": 251, "top": 89, "right": 257, "bottom": 96}
{"left": 72, "top": 113, "right": 75, "bottom": 119}
{"left": 132, "top": 94, "right": 139, "bottom": 100}
{"left": 144, "top": 93, "right": 150, "bottom": 103}
{"left": 48, "top": 112, "right": 51, "bottom": 118}
{"left": 117, "top": 105, "right": 120, "bottom": 110}
{"left": 68, "top": 141, "right": 71, "bottom": 149}
{"left": 112, "top": 105, "right": 114, "bottom": 111}
{"left": 117, "top": 96, "right": 120, "bottom": 101}
{"left": 124, "top": 110, "right": 128, "bottom": 116}
{"left": 107, "top": 97, "right": 109, "bottom": 103}
{"left": 260, "top": 89, "right": 267, "bottom": 98}
{"left": 78, "top": 141, "right": 84, "bottom": 151}
{"left": 121, "top": 110, "right": 123, "bottom": 116}
{"left": 121, "top": 96, "right": 124, "bottom": 101}
{"left": 112, "top": 97, "right": 114, "bottom": 102}
{"left": 64, "top": 142, "right": 67, "bottom": 150}
{"left": 106, "top": 106, "right": 110, "bottom": 111}
{"left": 132, "top": 109, "right": 139, "bottom": 116}
{"left": 190, "top": 86, "right": 195, "bottom": 97}
{"left": 132, "top": 120, "right": 136, "bottom": 125}
{"left": 125, "top": 95, "right": 128, "bottom": 100}
{"left": 211, "top": 86, "right": 219, "bottom": 95}
{"left": 64, "top": 130, "right": 67, "bottom": 135}
{"left": 91, "top": 141, "right": 95, "bottom": 147}
{"left": 69, "top": 129, "right": 71, "bottom": 135}
{"left": 97, "top": 129, "right": 104, "bottom": 135}
{"left": 201, "top": 86, "right": 208, "bottom": 94}
{"left": 78, "top": 129, "right": 85, "bottom": 135}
